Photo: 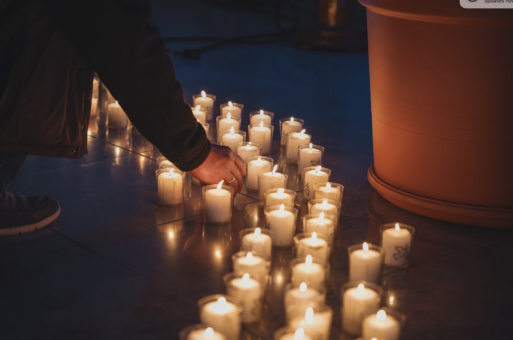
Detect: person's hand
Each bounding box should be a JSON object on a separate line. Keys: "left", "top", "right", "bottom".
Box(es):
{"left": 188, "top": 144, "right": 246, "bottom": 193}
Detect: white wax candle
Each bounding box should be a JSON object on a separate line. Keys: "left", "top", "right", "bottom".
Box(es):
{"left": 233, "top": 252, "right": 269, "bottom": 288}
{"left": 297, "top": 232, "right": 329, "bottom": 266}
{"left": 266, "top": 188, "right": 293, "bottom": 208}
{"left": 246, "top": 158, "right": 272, "bottom": 191}
{"left": 194, "top": 91, "right": 214, "bottom": 120}
{"left": 241, "top": 228, "right": 272, "bottom": 260}
{"left": 218, "top": 114, "right": 241, "bottom": 135}
{"left": 278, "top": 329, "right": 313, "bottom": 340}
{"left": 304, "top": 213, "right": 335, "bottom": 245}
{"left": 90, "top": 97, "right": 98, "bottom": 116}
{"left": 303, "top": 167, "right": 329, "bottom": 201}
{"left": 310, "top": 200, "right": 338, "bottom": 217}
{"left": 237, "top": 145, "right": 259, "bottom": 161}
{"left": 227, "top": 274, "right": 262, "bottom": 323}
{"left": 107, "top": 101, "right": 127, "bottom": 128}
{"left": 287, "top": 130, "right": 311, "bottom": 163}
{"left": 250, "top": 122, "right": 272, "bottom": 155}
{"left": 292, "top": 256, "right": 325, "bottom": 290}
{"left": 251, "top": 110, "right": 272, "bottom": 126}
{"left": 267, "top": 205, "right": 295, "bottom": 247}
{"left": 204, "top": 182, "right": 232, "bottom": 223}
{"left": 222, "top": 102, "right": 241, "bottom": 119}
{"left": 342, "top": 284, "right": 381, "bottom": 335}
{"left": 289, "top": 308, "right": 331, "bottom": 340}
{"left": 200, "top": 298, "right": 240, "bottom": 340}
{"left": 187, "top": 328, "right": 225, "bottom": 340}
{"left": 382, "top": 224, "right": 412, "bottom": 266}
{"left": 222, "top": 129, "right": 243, "bottom": 153}
{"left": 349, "top": 243, "right": 382, "bottom": 283}
{"left": 315, "top": 183, "right": 341, "bottom": 202}
{"left": 285, "top": 282, "right": 322, "bottom": 311}
{"left": 299, "top": 145, "right": 322, "bottom": 174}
{"left": 192, "top": 105, "right": 206, "bottom": 124}
{"left": 362, "top": 310, "right": 400, "bottom": 340}
{"left": 258, "top": 166, "right": 286, "bottom": 201}
{"left": 157, "top": 169, "right": 183, "bottom": 205}
{"left": 281, "top": 118, "right": 303, "bottom": 145}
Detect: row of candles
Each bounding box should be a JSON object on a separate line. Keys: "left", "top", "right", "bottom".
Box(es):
{"left": 152, "top": 91, "right": 413, "bottom": 340}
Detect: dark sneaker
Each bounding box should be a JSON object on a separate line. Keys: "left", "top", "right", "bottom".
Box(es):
{"left": 0, "top": 192, "right": 61, "bottom": 236}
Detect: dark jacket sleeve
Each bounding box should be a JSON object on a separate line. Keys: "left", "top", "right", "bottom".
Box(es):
{"left": 44, "top": 0, "right": 210, "bottom": 171}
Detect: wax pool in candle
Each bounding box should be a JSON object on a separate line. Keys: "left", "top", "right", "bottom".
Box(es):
{"left": 192, "top": 105, "right": 206, "bottom": 124}
{"left": 233, "top": 252, "right": 269, "bottom": 288}
{"left": 157, "top": 168, "right": 183, "bottom": 205}
{"left": 310, "top": 200, "right": 339, "bottom": 217}
{"left": 285, "top": 282, "right": 322, "bottom": 311}
{"left": 251, "top": 110, "right": 272, "bottom": 126}
{"left": 289, "top": 308, "right": 331, "bottom": 340}
{"left": 304, "top": 212, "right": 335, "bottom": 245}
{"left": 204, "top": 181, "right": 232, "bottom": 224}
{"left": 266, "top": 204, "right": 296, "bottom": 247}
{"left": 246, "top": 157, "right": 272, "bottom": 191}
{"left": 299, "top": 144, "right": 322, "bottom": 174}
{"left": 315, "top": 183, "right": 342, "bottom": 202}
{"left": 250, "top": 122, "right": 272, "bottom": 155}
{"left": 186, "top": 327, "right": 225, "bottom": 340}
{"left": 281, "top": 117, "right": 303, "bottom": 145}
{"left": 362, "top": 310, "right": 400, "bottom": 340}
{"left": 277, "top": 328, "right": 313, "bottom": 340}
{"left": 221, "top": 101, "right": 242, "bottom": 119}
{"left": 266, "top": 188, "right": 293, "bottom": 207}
{"left": 303, "top": 166, "right": 329, "bottom": 201}
{"left": 292, "top": 255, "right": 325, "bottom": 290}
{"left": 297, "top": 232, "right": 329, "bottom": 266}
{"left": 342, "top": 284, "right": 381, "bottom": 335}
{"left": 218, "top": 113, "right": 241, "bottom": 136}
{"left": 382, "top": 223, "right": 412, "bottom": 267}
{"left": 200, "top": 297, "right": 240, "bottom": 340}
{"left": 194, "top": 91, "right": 214, "bottom": 120}
{"left": 107, "top": 101, "right": 128, "bottom": 128}
{"left": 222, "top": 127, "right": 243, "bottom": 153}
{"left": 258, "top": 165, "right": 286, "bottom": 201}
{"left": 226, "top": 274, "right": 262, "bottom": 323}
{"left": 241, "top": 228, "right": 272, "bottom": 260}
{"left": 237, "top": 144, "right": 260, "bottom": 160}
{"left": 349, "top": 242, "right": 382, "bottom": 283}
{"left": 287, "top": 130, "right": 311, "bottom": 163}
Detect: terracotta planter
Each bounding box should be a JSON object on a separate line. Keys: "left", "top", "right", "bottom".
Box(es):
{"left": 360, "top": 0, "right": 513, "bottom": 228}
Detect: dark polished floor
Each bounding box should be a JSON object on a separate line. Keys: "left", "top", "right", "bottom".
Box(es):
{"left": 1, "top": 1, "right": 513, "bottom": 339}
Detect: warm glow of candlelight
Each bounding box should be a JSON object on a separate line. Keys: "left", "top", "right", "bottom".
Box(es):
{"left": 246, "top": 252, "right": 253, "bottom": 262}
{"left": 217, "top": 180, "right": 224, "bottom": 192}
{"left": 195, "top": 104, "right": 201, "bottom": 111}
{"left": 322, "top": 200, "right": 328, "bottom": 208}
{"left": 309, "top": 143, "right": 313, "bottom": 150}
{"left": 294, "top": 328, "right": 305, "bottom": 340}
{"left": 215, "top": 250, "right": 221, "bottom": 258}
{"left": 312, "top": 232, "right": 317, "bottom": 241}
{"left": 257, "top": 156, "right": 262, "bottom": 165}
{"left": 216, "top": 297, "right": 227, "bottom": 310}
{"left": 315, "top": 165, "right": 321, "bottom": 174}
{"left": 326, "top": 182, "right": 331, "bottom": 192}
{"left": 272, "top": 164, "right": 278, "bottom": 175}
{"left": 242, "top": 273, "right": 250, "bottom": 284}
{"left": 291, "top": 117, "right": 295, "bottom": 122}
{"left": 357, "top": 283, "right": 365, "bottom": 294}
{"left": 230, "top": 126, "right": 234, "bottom": 135}
{"left": 255, "top": 228, "right": 261, "bottom": 236}
{"left": 363, "top": 242, "right": 369, "bottom": 251}
{"left": 299, "top": 282, "right": 307, "bottom": 291}
{"left": 259, "top": 121, "right": 264, "bottom": 128}
{"left": 227, "top": 112, "right": 231, "bottom": 120}
{"left": 279, "top": 204, "right": 285, "bottom": 213}
{"left": 276, "top": 274, "right": 282, "bottom": 283}
{"left": 260, "top": 110, "right": 264, "bottom": 115}
{"left": 305, "top": 255, "right": 313, "bottom": 266}
{"left": 377, "top": 310, "right": 387, "bottom": 321}
{"left": 395, "top": 223, "right": 400, "bottom": 232}
{"left": 168, "top": 231, "right": 174, "bottom": 238}
{"left": 277, "top": 188, "right": 285, "bottom": 195}
{"left": 201, "top": 90, "right": 206, "bottom": 97}
{"left": 305, "top": 307, "right": 314, "bottom": 323}
{"left": 169, "top": 168, "right": 174, "bottom": 176}
{"left": 299, "top": 129, "right": 306, "bottom": 137}
{"left": 228, "top": 101, "right": 233, "bottom": 107}
{"left": 319, "top": 212, "right": 325, "bottom": 223}
{"left": 204, "top": 327, "right": 214, "bottom": 339}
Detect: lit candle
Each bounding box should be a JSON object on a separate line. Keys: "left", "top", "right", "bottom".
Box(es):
{"left": 90, "top": 97, "right": 98, "bottom": 116}
{"left": 310, "top": 199, "right": 339, "bottom": 217}
{"left": 362, "top": 310, "right": 401, "bottom": 340}
{"left": 157, "top": 168, "right": 183, "bottom": 205}
{"left": 107, "top": 101, "right": 128, "bottom": 128}
{"left": 241, "top": 228, "right": 272, "bottom": 260}
{"left": 258, "top": 165, "right": 287, "bottom": 201}
{"left": 217, "top": 112, "right": 241, "bottom": 136}
{"left": 200, "top": 297, "right": 240, "bottom": 340}
{"left": 250, "top": 110, "right": 272, "bottom": 126}
{"left": 276, "top": 328, "right": 313, "bottom": 340}
{"left": 342, "top": 284, "right": 381, "bottom": 336}
{"left": 291, "top": 255, "right": 325, "bottom": 290}
{"left": 281, "top": 117, "right": 303, "bottom": 146}
{"left": 221, "top": 126, "right": 244, "bottom": 153}
{"left": 315, "top": 182, "right": 343, "bottom": 202}
{"left": 192, "top": 105, "right": 207, "bottom": 124}
{"left": 185, "top": 327, "right": 226, "bottom": 340}
{"left": 299, "top": 143, "right": 323, "bottom": 175}
{"left": 304, "top": 212, "right": 336, "bottom": 245}
{"left": 232, "top": 252, "right": 269, "bottom": 289}
{"left": 265, "top": 188, "right": 294, "bottom": 208}
{"left": 349, "top": 242, "right": 383, "bottom": 283}
{"left": 249, "top": 121, "right": 273, "bottom": 155}
{"left": 92, "top": 78, "right": 99, "bottom": 95}
{"left": 158, "top": 157, "right": 174, "bottom": 169}
{"left": 296, "top": 232, "right": 329, "bottom": 265}
{"left": 237, "top": 142, "right": 261, "bottom": 161}
{"left": 204, "top": 181, "right": 232, "bottom": 224}
{"left": 286, "top": 129, "right": 311, "bottom": 163}
{"left": 382, "top": 223, "right": 413, "bottom": 267}
{"left": 221, "top": 101, "right": 242, "bottom": 119}
{"left": 303, "top": 166, "right": 330, "bottom": 201}
{"left": 265, "top": 204, "right": 296, "bottom": 247}
{"left": 288, "top": 307, "right": 332, "bottom": 340}
{"left": 285, "top": 282, "right": 323, "bottom": 311}
{"left": 246, "top": 156, "right": 272, "bottom": 191}
{"left": 225, "top": 273, "right": 262, "bottom": 323}
{"left": 194, "top": 91, "right": 215, "bottom": 120}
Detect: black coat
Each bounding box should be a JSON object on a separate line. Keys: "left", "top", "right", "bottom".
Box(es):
{"left": 0, "top": 0, "right": 210, "bottom": 171}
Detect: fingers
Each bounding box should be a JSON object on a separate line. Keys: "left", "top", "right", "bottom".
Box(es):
{"left": 234, "top": 154, "right": 246, "bottom": 177}
{"left": 229, "top": 162, "right": 243, "bottom": 193}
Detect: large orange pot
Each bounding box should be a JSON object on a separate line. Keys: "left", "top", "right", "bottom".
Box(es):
{"left": 360, "top": 0, "right": 513, "bottom": 228}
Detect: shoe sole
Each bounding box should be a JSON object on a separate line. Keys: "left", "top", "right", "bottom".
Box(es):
{"left": 0, "top": 203, "right": 61, "bottom": 237}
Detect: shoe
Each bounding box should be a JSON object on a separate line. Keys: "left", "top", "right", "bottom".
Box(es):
{"left": 0, "top": 192, "right": 61, "bottom": 236}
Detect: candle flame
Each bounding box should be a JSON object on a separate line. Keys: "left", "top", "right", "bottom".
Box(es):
{"left": 363, "top": 242, "right": 369, "bottom": 251}
{"left": 197, "top": 119, "right": 200, "bottom": 123}
{"left": 315, "top": 165, "right": 321, "bottom": 174}
{"left": 279, "top": 204, "right": 285, "bottom": 213}
{"left": 215, "top": 250, "right": 221, "bottom": 258}
{"left": 230, "top": 126, "right": 234, "bottom": 135}
{"left": 299, "top": 129, "right": 306, "bottom": 137}
{"left": 217, "top": 180, "right": 224, "bottom": 192}
{"left": 115, "top": 101, "right": 118, "bottom": 105}
{"left": 305, "top": 307, "right": 314, "bottom": 323}
{"left": 246, "top": 252, "right": 253, "bottom": 261}
{"left": 277, "top": 188, "right": 284, "bottom": 195}
{"left": 257, "top": 157, "right": 262, "bottom": 165}
{"left": 357, "top": 283, "right": 365, "bottom": 294}
{"left": 294, "top": 328, "right": 305, "bottom": 340}
{"left": 309, "top": 143, "right": 313, "bottom": 150}
{"left": 276, "top": 274, "right": 282, "bottom": 283}
{"left": 326, "top": 182, "right": 331, "bottom": 192}
{"left": 395, "top": 223, "right": 400, "bottom": 232}
{"left": 228, "top": 101, "right": 233, "bottom": 107}
{"left": 201, "top": 90, "right": 206, "bottom": 97}
{"left": 169, "top": 168, "right": 174, "bottom": 175}
{"left": 322, "top": 200, "right": 328, "bottom": 208}
{"left": 299, "top": 282, "right": 307, "bottom": 291}
{"left": 291, "top": 117, "right": 294, "bottom": 122}
{"left": 205, "top": 328, "right": 214, "bottom": 339}
{"left": 227, "top": 112, "right": 231, "bottom": 120}
{"left": 319, "top": 212, "right": 325, "bottom": 223}
{"left": 242, "top": 273, "right": 250, "bottom": 283}
{"left": 312, "top": 232, "right": 317, "bottom": 241}
{"left": 255, "top": 228, "right": 261, "bottom": 236}
{"left": 260, "top": 110, "right": 264, "bottom": 115}
{"left": 272, "top": 164, "right": 278, "bottom": 175}
{"left": 390, "top": 296, "right": 394, "bottom": 304}
{"left": 377, "top": 310, "right": 387, "bottom": 321}
{"left": 305, "top": 255, "right": 313, "bottom": 266}
{"left": 168, "top": 231, "right": 174, "bottom": 238}
{"left": 259, "top": 121, "right": 264, "bottom": 128}
{"left": 195, "top": 105, "right": 201, "bottom": 111}
{"left": 217, "top": 297, "right": 226, "bottom": 307}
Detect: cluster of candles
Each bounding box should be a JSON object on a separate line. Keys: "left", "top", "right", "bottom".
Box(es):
{"left": 152, "top": 91, "right": 414, "bottom": 339}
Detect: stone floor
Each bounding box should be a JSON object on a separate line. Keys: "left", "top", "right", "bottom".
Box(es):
{"left": 1, "top": 1, "right": 512, "bottom": 339}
